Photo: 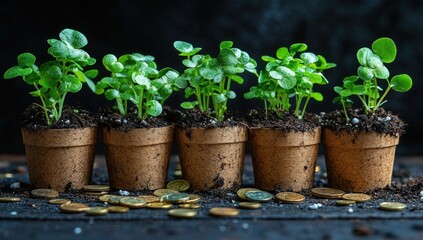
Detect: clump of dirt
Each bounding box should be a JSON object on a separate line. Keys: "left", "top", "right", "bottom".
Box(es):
{"left": 176, "top": 108, "right": 243, "bottom": 128}
{"left": 320, "top": 108, "right": 405, "bottom": 136}
{"left": 368, "top": 177, "right": 423, "bottom": 201}
{"left": 97, "top": 106, "right": 175, "bottom": 131}
{"left": 21, "top": 104, "right": 97, "bottom": 130}
{"left": 245, "top": 109, "right": 320, "bottom": 132}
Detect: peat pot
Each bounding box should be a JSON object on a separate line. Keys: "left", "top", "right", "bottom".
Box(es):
{"left": 22, "top": 127, "right": 97, "bottom": 191}
{"left": 323, "top": 128, "right": 400, "bottom": 192}
{"left": 177, "top": 126, "right": 248, "bottom": 191}
{"left": 250, "top": 127, "right": 321, "bottom": 191}
{"left": 101, "top": 126, "right": 174, "bottom": 190}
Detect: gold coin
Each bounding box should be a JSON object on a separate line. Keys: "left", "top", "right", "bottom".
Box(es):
{"left": 311, "top": 187, "right": 345, "bottom": 199}
{"left": 315, "top": 165, "right": 321, "bottom": 173}
{"left": 0, "top": 197, "right": 21, "bottom": 203}
{"left": 119, "top": 197, "right": 147, "bottom": 208}
{"left": 153, "top": 189, "right": 179, "bottom": 197}
{"left": 146, "top": 202, "right": 173, "bottom": 209}
{"left": 161, "top": 193, "right": 190, "bottom": 203}
{"left": 60, "top": 203, "right": 89, "bottom": 213}
{"left": 31, "top": 189, "right": 60, "bottom": 199}
{"left": 48, "top": 199, "right": 71, "bottom": 205}
{"left": 174, "top": 170, "right": 183, "bottom": 178}
{"left": 379, "top": 202, "right": 407, "bottom": 211}
{"left": 83, "top": 185, "right": 110, "bottom": 192}
{"left": 168, "top": 209, "right": 197, "bottom": 218}
{"left": 236, "top": 188, "right": 260, "bottom": 200}
{"left": 138, "top": 195, "right": 160, "bottom": 203}
{"left": 238, "top": 202, "right": 262, "bottom": 209}
{"left": 336, "top": 200, "right": 356, "bottom": 206}
{"left": 209, "top": 207, "right": 240, "bottom": 217}
{"left": 275, "top": 192, "right": 305, "bottom": 203}
{"left": 245, "top": 191, "right": 273, "bottom": 202}
{"left": 342, "top": 193, "right": 371, "bottom": 202}
{"left": 98, "top": 195, "right": 113, "bottom": 203}
{"left": 185, "top": 194, "right": 201, "bottom": 203}
{"left": 85, "top": 207, "right": 108, "bottom": 216}
{"left": 179, "top": 203, "right": 201, "bottom": 209}
{"left": 108, "top": 195, "right": 125, "bottom": 205}
{"left": 85, "top": 191, "right": 109, "bottom": 196}
{"left": 107, "top": 206, "right": 130, "bottom": 213}
{"left": 166, "top": 180, "right": 190, "bottom": 192}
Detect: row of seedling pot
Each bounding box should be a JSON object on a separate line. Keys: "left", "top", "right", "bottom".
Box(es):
{"left": 5, "top": 29, "right": 413, "bottom": 193}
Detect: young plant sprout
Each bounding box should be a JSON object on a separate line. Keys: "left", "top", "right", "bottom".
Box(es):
{"left": 244, "top": 43, "right": 335, "bottom": 119}
{"left": 3, "top": 29, "right": 98, "bottom": 125}
{"left": 95, "top": 53, "right": 185, "bottom": 119}
{"left": 174, "top": 40, "right": 258, "bottom": 122}
{"left": 333, "top": 37, "right": 413, "bottom": 121}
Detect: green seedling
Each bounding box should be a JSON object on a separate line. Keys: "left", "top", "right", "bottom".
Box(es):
{"left": 333, "top": 37, "right": 413, "bottom": 121}
{"left": 3, "top": 29, "right": 97, "bottom": 125}
{"left": 95, "top": 53, "right": 185, "bottom": 119}
{"left": 244, "top": 43, "right": 335, "bottom": 119}
{"left": 174, "top": 40, "right": 258, "bottom": 122}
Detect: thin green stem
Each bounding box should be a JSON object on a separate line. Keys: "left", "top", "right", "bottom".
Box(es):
{"left": 342, "top": 100, "right": 350, "bottom": 122}
{"left": 33, "top": 84, "right": 51, "bottom": 125}
{"left": 376, "top": 83, "right": 391, "bottom": 109}
{"left": 138, "top": 87, "right": 144, "bottom": 119}
{"left": 58, "top": 91, "right": 67, "bottom": 120}
{"left": 301, "top": 96, "right": 310, "bottom": 119}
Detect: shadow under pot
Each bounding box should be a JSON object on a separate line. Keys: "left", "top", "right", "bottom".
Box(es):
{"left": 22, "top": 127, "right": 97, "bottom": 192}
{"left": 177, "top": 126, "right": 248, "bottom": 191}
{"left": 249, "top": 127, "right": 321, "bottom": 192}
{"left": 323, "top": 128, "right": 399, "bottom": 192}
{"left": 101, "top": 126, "right": 174, "bottom": 191}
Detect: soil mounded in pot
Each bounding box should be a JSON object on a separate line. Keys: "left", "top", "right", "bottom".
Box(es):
{"left": 176, "top": 108, "right": 242, "bottom": 128}
{"left": 22, "top": 104, "right": 97, "bottom": 130}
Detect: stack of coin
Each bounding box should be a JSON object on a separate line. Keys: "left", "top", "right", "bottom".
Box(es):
{"left": 83, "top": 185, "right": 110, "bottom": 196}
{"left": 275, "top": 192, "right": 305, "bottom": 204}
{"left": 119, "top": 197, "right": 147, "bottom": 208}
{"left": 236, "top": 188, "right": 260, "bottom": 201}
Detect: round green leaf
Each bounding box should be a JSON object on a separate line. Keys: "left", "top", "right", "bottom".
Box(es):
{"left": 105, "top": 89, "right": 120, "bottom": 100}
{"left": 261, "top": 55, "right": 276, "bottom": 62}
{"left": 290, "top": 43, "right": 307, "bottom": 53}
{"left": 269, "top": 70, "right": 282, "bottom": 80}
{"left": 367, "top": 54, "right": 383, "bottom": 69}
{"left": 351, "top": 85, "right": 366, "bottom": 95}
{"left": 47, "top": 65, "right": 62, "bottom": 80}
{"left": 334, "top": 86, "right": 343, "bottom": 93}
{"left": 374, "top": 66, "right": 390, "bottom": 79}
{"left": 174, "top": 41, "right": 193, "bottom": 53}
{"left": 276, "top": 47, "right": 289, "bottom": 59}
{"left": 358, "top": 66, "right": 374, "bottom": 81}
{"left": 17, "top": 53, "right": 36, "bottom": 67}
{"left": 59, "top": 28, "right": 88, "bottom": 49}
{"left": 220, "top": 41, "right": 233, "bottom": 50}
{"left": 372, "top": 37, "right": 397, "bottom": 63}
{"left": 85, "top": 69, "right": 99, "bottom": 78}
{"left": 300, "top": 52, "right": 318, "bottom": 64}
{"left": 391, "top": 74, "right": 412, "bottom": 92}
{"left": 180, "top": 101, "right": 196, "bottom": 109}
{"left": 4, "top": 66, "right": 32, "bottom": 79}
{"left": 339, "top": 89, "right": 352, "bottom": 97}
{"left": 218, "top": 48, "right": 238, "bottom": 66}
{"left": 278, "top": 76, "right": 296, "bottom": 89}
{"left": 213, "top": 93, "right": 227, "bottom": 104}
{"left": 226, "top": 90, "right": 236, "bottom": 99}
{"left": 230, "top": 75, "right": 244, "bottom": 84}
{"left": 310, "top": 92, "right": 323, "bottom": 101}
{"left": 356, "top": 47, "right": 372, "bottom": 66}
{"left": 146, "top": 100, "right": 162, "bottom": 117}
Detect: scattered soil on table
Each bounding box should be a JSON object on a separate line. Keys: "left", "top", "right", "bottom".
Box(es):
{"left": 368, "top": 177, "right": 423, "bottom": 202}
{"left": 320, "top": 108, "right": 405, "bottom": 136}
{"left": 21, "top": 104, "right": 97, "bottom": 130}
{"left": 97, "top": 107, "right": 175, "bottom": 131}
{"left": 176, "top": 108, "right": 243, "bottom": 128}
{"left": 245, "top": 109, "right": 320, "bottom": 132}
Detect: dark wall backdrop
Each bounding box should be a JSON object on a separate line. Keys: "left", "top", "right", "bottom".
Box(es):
{"left": 1, "top": 0, "right": 422, "bottom": 154}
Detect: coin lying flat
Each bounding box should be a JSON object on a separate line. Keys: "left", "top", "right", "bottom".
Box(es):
{"left": 153, "top": 189, "right": 179, "bottom": 197}
{"left": 119, "top": 197, "right": 146, "bottom": 208}
{"left": 342, "top": 193, "right": 371, "bottom": 202}
{"left": 379, "top": 202, "right": 407, "bottom": 211}
{"left": 275, "top": 192, "right": 305, "bottom": 204}
{"left": 209, "top": 207, "right": 240, "bottom": 217}
{"left": 167, "top": 180, "right": 190, "bottom": 192}
{"left": 98, "top": 195, "right": 113, "bottom": 203}
{"left": 108, "top": 195, "right": 125, "bottom": 205}
{"left": 168, "top": 209, "right": 197, "bottom": 218}
{"left": 83, "top": 185, "right": 110, "bottom": 192}
{"left": 336, "top": 199, "right": 356, "bottom": 206}
{"left": 179, "top": 203, "right": 201, "bottom": 209}
{"left": 238, "top": 202, "right": 262, "bottom": 209}
{"left": 85, "top": 207, "right": 108, "bottom": 216}
{"left": 311, "top": 187, "right": 344, "bottom": 199}
{"left": 0, "top": 197, "right": 21, "bottom": 203}
{"left": 48, "top": 199, "right": 71, "bottom": 205}
{"left": 85, "top": 191, "right": 109, "bottom": 196}
{"left": 237, "top": 188, "right": 260, "bottom": 201}
{"left": 146, "top": 202, "right": 173, "bottom": 209}
{"left": 185, "top": 194, "right": 201, "bottom": 204}
{"left": 162, "top": 193, "right": 190, "bottom": 203}
{"left": 138, "top": 195, "right": 160, "bottom": 203}
{"left": 107, "top": 206, "right": 130, "bottom": 213}
{"left": 246, "top": 191, "right": 273, "bottom": 202}
{"left": 31, "top": 189, "right": 60, "bottom": 199}
{"left": 60, "top": 203, "right": 88, "bottom": 213}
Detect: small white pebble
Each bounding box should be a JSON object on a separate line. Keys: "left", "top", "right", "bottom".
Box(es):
{"left": 74, "top": 227, "right": 82, "bottom": 234}
{"left": 347, "top": 207, "right": 354, "bottom": 213}
{"left": 386, "top": 116, "right": 391, "bottom": 121}
{"left": 420, "top": 197, "right": 423, "bottom": 202}
{"left": 226, "top": 193, "right": 236, "bottom": 197}
{"left": 119, "top": 190, "right": 130, "bottom": 196}
{"left": 242, "top": 223, "right": 249, "bottom": 230}
{"left": 10, "top": 211, "right": 17, "bottom": 216}
{"left": 10, "top": 182, "right": 20, "bottom": 189}
{"left": 308, "top": 203, "right": 323, "bottom": 210}
{"left": 419, "top": 191, "right": 423, "bottom": 197}
{"left": 352, "top": 118, "right": 360, "bottom": 124}
{"left": 231, "top": 200, "right": 236, "bottom": 204}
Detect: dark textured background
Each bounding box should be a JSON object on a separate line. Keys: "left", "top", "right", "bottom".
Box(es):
{"left": 0, "top": 0, "right": 422, "bottom": 154}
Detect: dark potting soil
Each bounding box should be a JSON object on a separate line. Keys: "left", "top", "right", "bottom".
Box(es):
{"left": 175, "top": 108, "right": 243, "bottom": 128}
{"left": 368, "top": 177, "right": 423, "bottom": 202}
{"left": 320, "top": 108, "right": 405, "bottom": 136}
{"left": 245, "top": 109, "right": 320, "bottom": 132}
{"left": 21, "top": 104, "right": 97, "bottom": 130}
{"left": 97, "top": 107, "right": 175, "bottom": 131}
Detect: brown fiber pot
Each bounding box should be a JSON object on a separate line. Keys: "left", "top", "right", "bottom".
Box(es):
{"left": 177, "top": 126, "right": 248, "bottom": 191}
{"left": 102, "top": 126, "right": 174, "bottom": 190}
{"left": 250, "top": 127, "right": 321, "bottom": 191}
{"left": 22, "top": 127, "right": 97, "bottom": 191}
{"left": 323, "top": 128, "right": 400, "bottom": 192}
